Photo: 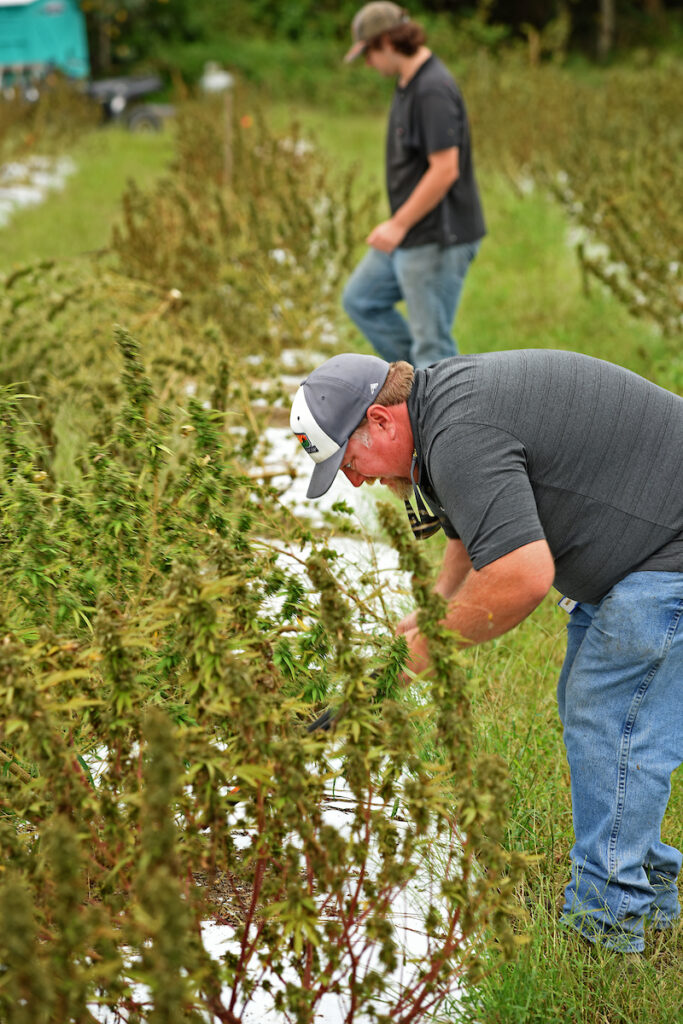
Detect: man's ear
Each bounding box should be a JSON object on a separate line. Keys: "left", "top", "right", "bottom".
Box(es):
{"left": 366, "top": 404, "right": 395, "bottom": 434}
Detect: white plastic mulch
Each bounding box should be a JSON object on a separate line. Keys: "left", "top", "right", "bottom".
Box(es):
{"left": 198, "top": 774, "right": 464, "bottom": 1023}
{"left": 89, "top": 364, "right": 467, "bottom": 1020}
{"left": 0, "top": 155, "right": 76, "bottom": 228}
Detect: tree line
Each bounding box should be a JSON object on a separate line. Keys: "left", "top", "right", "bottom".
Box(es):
{"left": 82, "top": 0, "right": 682, "bottom": 76}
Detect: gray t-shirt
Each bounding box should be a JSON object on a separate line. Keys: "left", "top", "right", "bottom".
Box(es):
{"left": 386, "top": 55, "right": 486, "bottom": 248}
{"left": 407, "top": 350, "right": 683, "bottom": 604}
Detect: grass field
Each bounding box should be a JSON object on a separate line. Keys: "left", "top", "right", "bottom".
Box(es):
{"left": 266, "top": 103, "right": 671, "bottom": 383}
{"left": 0, "top": 125, "right": 174, "bottom": 271}
{"left": 1, "top": 99, "right": 681, "bottom": 1024}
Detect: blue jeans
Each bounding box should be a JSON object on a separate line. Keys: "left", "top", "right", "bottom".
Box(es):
{"left": 342, "top": 240, "right": 480, "bottom": 369}
{"left": 557, "top": 571, "right": 683, "bottom": 952}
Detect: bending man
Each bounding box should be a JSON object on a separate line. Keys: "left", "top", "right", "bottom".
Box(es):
{"left": 290, "top": 349, "right": 683, "bottom": 954}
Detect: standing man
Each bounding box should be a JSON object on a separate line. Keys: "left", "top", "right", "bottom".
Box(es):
{"left": 342, "top": 3, "right": 486, "bottom": 369}
{"left": 290, "top": 349, "right": 683, "bottom": 954}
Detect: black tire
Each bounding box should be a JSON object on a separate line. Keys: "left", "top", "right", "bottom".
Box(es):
{"left": 126, "top": 106, "right": 162, "bottom": 132}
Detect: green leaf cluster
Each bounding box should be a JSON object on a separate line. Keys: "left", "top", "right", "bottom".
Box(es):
{"left": 465, "top": 57, "right": 683, "bottom": 353}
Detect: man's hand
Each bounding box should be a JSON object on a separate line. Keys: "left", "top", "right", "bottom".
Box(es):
{"left": 397, "top": 539, "right": 556, "bottom": 677}
{"left": 367, "top": 147, "right": 460, "bottom": 255}
{"left": 395, "top": 540, "right": 471, "bottom": 638}
{"left": 366, "top": 218, "right": 407, "bottom": 254}
{"left": 395, "top": 609, "right": 419, "bottom": 635}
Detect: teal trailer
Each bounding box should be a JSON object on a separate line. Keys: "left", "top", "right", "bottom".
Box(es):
{"left": 0, "top": 0, "right": 89, "bottom": 79}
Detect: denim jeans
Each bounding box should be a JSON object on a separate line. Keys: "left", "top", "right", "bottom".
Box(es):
{"left": 341, "top": 240, "right": 480, "bottom": 369}
{"left": 557, "top": 571, "right": 683, "bottom": 952}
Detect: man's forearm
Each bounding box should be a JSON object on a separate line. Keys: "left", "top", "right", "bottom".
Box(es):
{"left": 392, "top": 160, "right": 457, "bottom": 233}
{"left": 367, "top": 148, "right": 459, "bottom": 253}
{"left": 403, "top": 539, "right": 555, "bottom": 674}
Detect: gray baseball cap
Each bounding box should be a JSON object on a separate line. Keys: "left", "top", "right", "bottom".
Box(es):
{"left": 344, "top": 2, "right": 408, "bottom": 63}
{"left": 290, "top": 353, "right": 390, "bottom": 498}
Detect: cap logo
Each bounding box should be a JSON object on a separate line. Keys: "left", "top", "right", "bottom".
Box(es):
{"left": 295, "top": 432, "right": 319, "bottom": 454}
{"left": 289, "top": 353, "right": 390, "bottom": 496}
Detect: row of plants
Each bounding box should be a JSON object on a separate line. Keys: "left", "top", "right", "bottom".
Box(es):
{"left": 462, "top": 57, "right": 683, "bottom": 352}
{"left": 0, "top": 104, "right": 526, "bottom": 1021}
{"left": 0, "top": 330, "right": 525, "bottom": 1022}
{"left": 1, "top": 97, "right": 376, "bottom": 474}
{"left": 0, "top": 77, "right": 99, "bottom": 165}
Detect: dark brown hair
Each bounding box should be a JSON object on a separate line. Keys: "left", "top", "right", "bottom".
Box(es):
{"left": 367, "top": 21, "right": 426, "bottom": 57}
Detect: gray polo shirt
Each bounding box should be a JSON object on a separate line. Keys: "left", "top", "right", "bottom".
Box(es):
{"left": 386, "top": 55, "right": 486, "bottom": 248}
{"left": 407, "top": 350, "right": 683, "bottom": 604}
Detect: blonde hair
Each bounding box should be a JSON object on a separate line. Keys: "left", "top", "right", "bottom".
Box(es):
{"left": 353, "top": 360, "right": 414, "bottom": 434}
{"left": 375, "top": 360, "right": 414, "bottom": 406}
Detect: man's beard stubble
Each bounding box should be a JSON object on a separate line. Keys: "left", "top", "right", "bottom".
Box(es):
{"left": 360, "top": 475, "right": 413, "bottom": 501}
{"left": 383, "top": 478, "right": 413, "bottom": 501}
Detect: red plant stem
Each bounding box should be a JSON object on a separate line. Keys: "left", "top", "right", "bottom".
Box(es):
{"left": 391, "top": 904, "right": 463, "bottom": 1023}
{"left": 205, "top": 993, "right": 242, "bottom": 1024}
{"left": 227, "top": 783, "right": 268, "bottom": 1017}
{"left": 303, "top": 847, "right": 315, "bottom": 989}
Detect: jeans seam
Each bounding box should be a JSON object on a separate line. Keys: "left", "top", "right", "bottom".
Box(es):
{"left": 664, "top": 599, "right": 683, "bottom": 649}
{"left": 607, "top": 599, "right": 683, "bottom": 905}
{"left": 607, "top": 667, "right": 654, "bottom": 885}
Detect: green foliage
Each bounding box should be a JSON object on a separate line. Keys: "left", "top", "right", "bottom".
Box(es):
{"left": 0, "top": 334, "right": 527, "bottom": 1019}
{"left": 113, "top": 1, "right": 683, "bottom": 115}
{"left": 0, "top": 74, "right": 99, "bottom": 163}
{"left": 111, "top": 99, "right": 376, "bottom": 350}
{"left": 0, "top": 99, "right": 379, "bottom": 480}
{"left": 463, "top": 57, "right": 683, "bottom": 349}
{"left": 227, "top": 0, "right": 361, "bottom": 41}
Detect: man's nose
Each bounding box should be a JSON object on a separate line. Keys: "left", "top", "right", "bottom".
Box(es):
{"left": 342, "top": 467, "right": 364, "bottom": 488}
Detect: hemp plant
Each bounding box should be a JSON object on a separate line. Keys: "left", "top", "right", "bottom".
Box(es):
{"left": 0, "top": 326, "right": 529, "bottom": 1022}
{"left": 111, "top": 98, "right": 379, "bottom": 359}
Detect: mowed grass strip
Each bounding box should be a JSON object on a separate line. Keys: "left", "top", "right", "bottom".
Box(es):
{"left": 0, "top": 124, "right": 174, "bottom": 271}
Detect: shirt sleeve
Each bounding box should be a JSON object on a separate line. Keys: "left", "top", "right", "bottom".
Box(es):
{"left": 427, "top": 424, "right": 548, "bottom": 569}
{"left": 415, "top": 87, "right": 463, "bottom": 155}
